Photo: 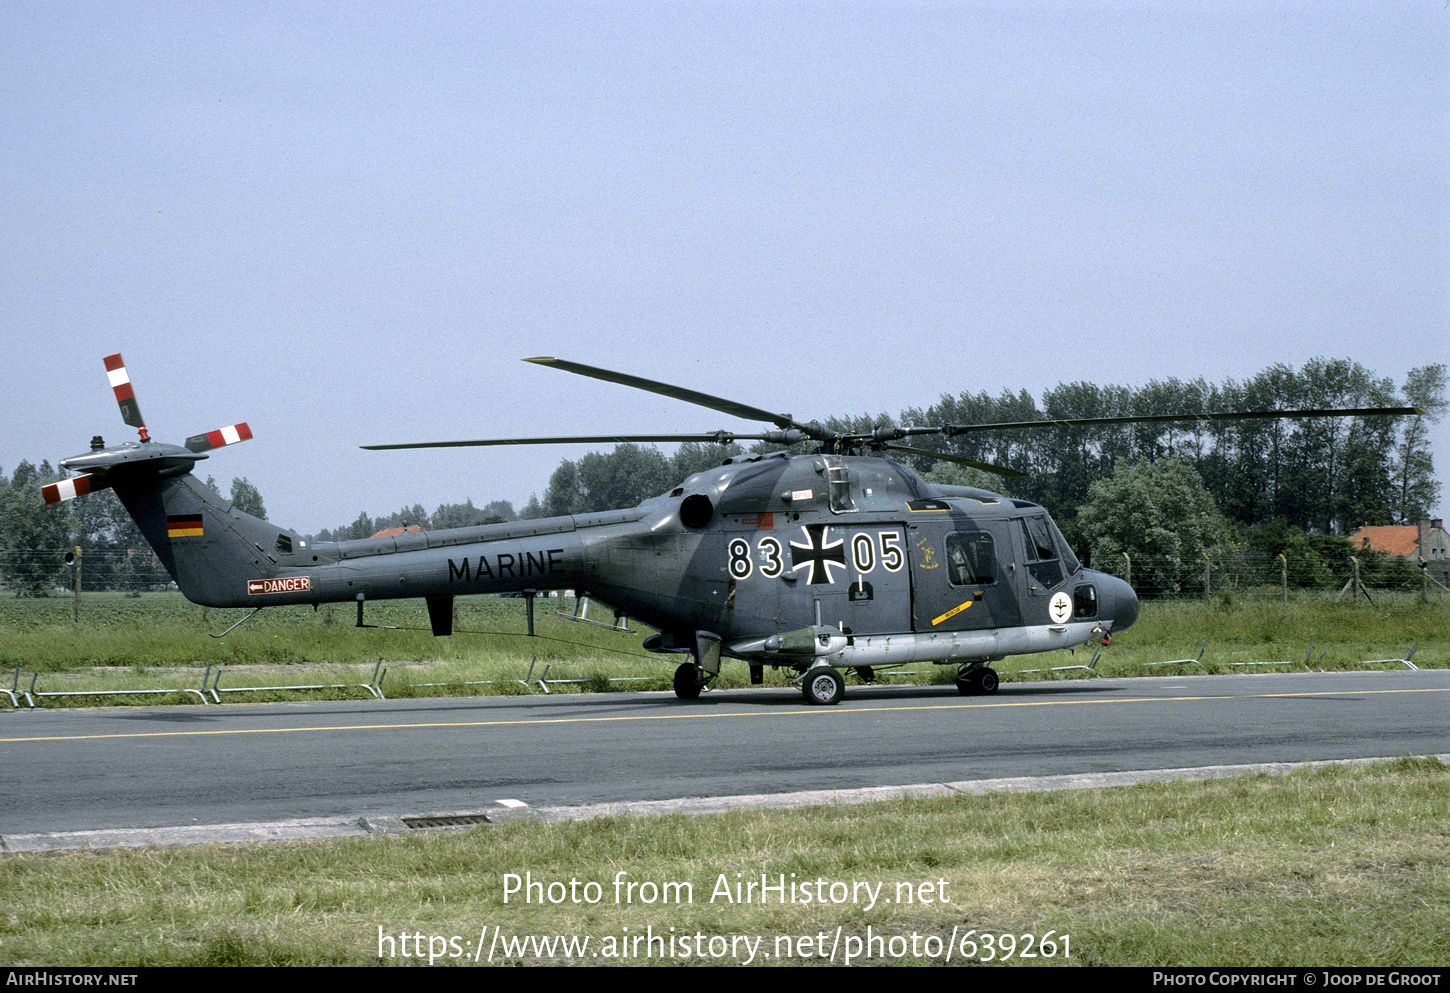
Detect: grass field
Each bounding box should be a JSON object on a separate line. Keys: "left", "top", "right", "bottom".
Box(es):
{"left": 0, "top": 592, "right": 1444, "bottom": 705}
{"left": 0, "top": 758, "right": 1445, "bottom": 966}
{"left": 1, "top": 596, "right": 1445, "bottom": 967}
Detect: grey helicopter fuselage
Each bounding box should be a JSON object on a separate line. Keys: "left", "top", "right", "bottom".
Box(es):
{"left": 85, "top": 439, "right": 1136, "bottom": 676}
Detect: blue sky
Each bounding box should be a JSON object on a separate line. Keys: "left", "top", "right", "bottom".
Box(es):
{"left": 2, "top": 2, "right": 1445, "bottom": 533}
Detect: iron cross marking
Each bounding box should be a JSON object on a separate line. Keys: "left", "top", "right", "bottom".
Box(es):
{"left": 789, "top": 524, "right": 846, "bottom": 585}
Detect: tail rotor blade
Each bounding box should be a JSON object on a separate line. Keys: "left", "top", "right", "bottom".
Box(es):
{"left": 103, "top": 353, "right": 148, "bottom": 441}
{"left": 185, "top": 422, "right": 253, "bottom": 453}
{"left": 42, "top": 474, "right": 97, "bottom": 505}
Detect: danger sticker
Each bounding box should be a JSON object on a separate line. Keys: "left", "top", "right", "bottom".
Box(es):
{"left": 247, "top": 577, "right": 311, "bottom": 595}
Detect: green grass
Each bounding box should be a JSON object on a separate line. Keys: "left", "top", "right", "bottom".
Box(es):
{"left": 0, "top": 593, "right": 669, "bottom": 702}
{"left": 0, "top": 593, "right": 642, "bottom": 668}
{"left": 1, "top": 759, "right": 1445, "bottom": 966}
{"left": 0, "top": 592, "right": 1444, "bottom": 705}
{"left": 1085, "top": 596, "right": 1448, "bottom": 676}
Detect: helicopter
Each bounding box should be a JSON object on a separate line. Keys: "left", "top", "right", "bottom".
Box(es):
{"left": 45, "top": 354, "right": 1423, "bottom": 705}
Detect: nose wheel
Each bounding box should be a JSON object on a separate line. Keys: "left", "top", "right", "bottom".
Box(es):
{"left": 955, "top": 666, "right": 999, "bottom": 696}
{"left": 802, "top": 666, "right": 845, "bottom": 705}
{"left": 673, "top": 662, "right": 703, "bottom": 700}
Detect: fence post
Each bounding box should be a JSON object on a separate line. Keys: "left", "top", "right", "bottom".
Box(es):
{"left": 1122, "top": 552, "right": 1131, "bottom": 588}
{"left": 1202, "top": 552, "right": 1212, "bottom": 604}
{"left": 72, "top": 546, "right": 82, "bottom": 627}
{"left": 1279, "top": 553, "right": 1287, "bottom": 602}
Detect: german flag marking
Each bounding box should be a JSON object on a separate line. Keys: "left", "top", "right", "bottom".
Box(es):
{"left": 167, "top": 515, "right": 203, "bottom": 538}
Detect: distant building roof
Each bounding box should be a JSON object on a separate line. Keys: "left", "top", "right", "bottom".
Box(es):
{"left": 1348, "top": 522, "right": 1445, "bottom": 559}
{"left": 1349, "top": 526, "right": 1420, "bottom": 557}
{"left": 369, "top": 525, "right": 425, "bottom": 538}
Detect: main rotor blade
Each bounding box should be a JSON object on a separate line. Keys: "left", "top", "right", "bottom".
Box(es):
{"left": 525, "top": 357, "right": 815, "bottom": 435}
{"left": 881, "top": 443, "right": 1028, "bottom": 478}
{"left": 363, "top": 432, "right": 787, "bottom": 451}
{"left": 943, "top": 406, "right": 1426, "bottom": 435}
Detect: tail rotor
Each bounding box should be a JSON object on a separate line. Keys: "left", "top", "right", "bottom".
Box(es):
{"left": 42, "top": 353, "right": 253, "bottom": 504}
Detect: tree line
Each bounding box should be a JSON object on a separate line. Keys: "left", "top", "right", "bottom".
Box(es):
{"left": 899, "top": 358, "right": 1445, "bottom": 539}
{"left": 314, "top": 498, "right": 519, "bottom": 542}
{"left": 0, "top": 468, "right": 268, "bottom": 596}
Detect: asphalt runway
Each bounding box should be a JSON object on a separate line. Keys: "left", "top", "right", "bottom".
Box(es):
{"left": 1, "top": 669, "right": 1446, "bottom": 841}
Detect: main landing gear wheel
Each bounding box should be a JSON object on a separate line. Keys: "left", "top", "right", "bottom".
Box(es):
{"left": 955, "top": 666, "right": 1000, "bottom": 696}
{"left": 673, "top": 662, "right": 702, "bottom": 700}
{"left": 803, "top": 667, "right": 845, "bottom": 706}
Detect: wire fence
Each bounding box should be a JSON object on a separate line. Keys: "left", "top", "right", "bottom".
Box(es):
{"left": 1, "top": 547, "right": 1444, "bottom": 602}
{"left": 1, "top": 549, "right": 173, "bottom": 598}
{"left": 1086, "top": 550, "right": 1445, "bottom": 602}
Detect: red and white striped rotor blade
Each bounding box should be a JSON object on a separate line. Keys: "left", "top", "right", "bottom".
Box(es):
{"left": 185, "top": 422, "right": 253, "bottom": 453}
{"left": 103, "top": 353, "right": 148, "bottom": 440}
{"left": 42, "top": 475, "right": 96, "bottom": 505}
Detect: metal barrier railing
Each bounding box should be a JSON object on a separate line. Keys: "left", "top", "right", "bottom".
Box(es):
{"left": 4, "top": 660, "right": 386, "bottom": 708}
{"left": 0, "top": 643, "right": 1434, "bottom": 710}
{"left": 1139, "top": 641, "right": 1420, "bottom": 672}
{"left": 203, "top": 659, "right": 387, "bottom": 702}
{"left": 1356, "top": 642, "right": 1418, "bottom": 670}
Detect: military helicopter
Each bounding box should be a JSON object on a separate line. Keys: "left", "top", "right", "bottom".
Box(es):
{"left": 45, "top": 355, "right": 1422, "bottom": 705}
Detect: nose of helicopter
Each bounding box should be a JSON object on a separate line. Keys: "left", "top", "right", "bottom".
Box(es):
{"left": 1094, "top": 571, "right": 1139, "bottom": 634}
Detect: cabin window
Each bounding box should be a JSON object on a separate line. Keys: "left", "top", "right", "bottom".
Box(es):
{"left": 946, "top": 531, "right": 995, "bottom": 586}
{"left": 1074, "top": 583, "right": 1097, "bottom": 618}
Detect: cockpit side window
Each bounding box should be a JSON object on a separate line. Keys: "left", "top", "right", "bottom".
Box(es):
{"left": 1022, "top": 515, "right": 1055, "bottom": 559}
{"left": 1049, "top": 517, "right": 1080, "bottom": 574}
{"left": 1017, "top": 515, "right": 1064, "bottom": 591}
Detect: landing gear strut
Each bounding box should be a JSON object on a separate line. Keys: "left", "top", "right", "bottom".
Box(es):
{"left": 674, "top": 630, "right": 722, "bottom": 701}
{"left": 955, "top": 665, "right": 999, "bottom": 696}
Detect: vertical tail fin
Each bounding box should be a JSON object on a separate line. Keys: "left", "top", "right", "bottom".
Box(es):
{"left": 112, "top": 468, "right": 297, "bottom": 608}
